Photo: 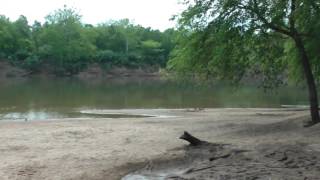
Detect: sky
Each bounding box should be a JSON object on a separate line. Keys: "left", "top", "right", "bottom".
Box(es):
{"left": 0, "top": 0, "right": 185, "bottom": 31}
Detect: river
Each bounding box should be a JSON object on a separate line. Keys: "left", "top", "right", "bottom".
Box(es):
{"left": 0, "top": 77, "right": 309, "bottom": 121}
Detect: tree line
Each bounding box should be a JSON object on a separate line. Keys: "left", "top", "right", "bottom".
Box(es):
{"left": 0, "top": 7, "right": 177, "bottom": 76}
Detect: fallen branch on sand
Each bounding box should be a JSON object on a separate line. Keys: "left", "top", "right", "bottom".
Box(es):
{"left": 179, "top": 131, "right": 205, "bottom": 146}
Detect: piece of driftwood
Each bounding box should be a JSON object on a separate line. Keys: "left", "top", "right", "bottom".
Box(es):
{"left": 179, "top": 131, "right": 203, "bottom": 146}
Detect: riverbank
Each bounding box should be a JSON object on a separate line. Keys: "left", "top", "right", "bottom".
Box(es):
{"left": 0, "top": 108, "right": 319, "bottom": 180}
{"left": 0, "top": 61, "right": 163, "bottom": 80}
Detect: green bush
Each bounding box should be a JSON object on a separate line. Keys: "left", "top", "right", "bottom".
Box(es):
{"left": 23, "top": 55, "right": 42, "bottom": 72}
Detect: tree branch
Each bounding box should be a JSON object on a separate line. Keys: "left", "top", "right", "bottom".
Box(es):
{"left": 239, "top": 0, "right": 292, "bottom": 37}
{"left": 311, "top": 1, "right": 320, "bottom": 12}
{"left": 179, "top": 131, "right": 204, "bottom": 146}
{"left": 289, "top": 0, "right": 296, "bottom": 33}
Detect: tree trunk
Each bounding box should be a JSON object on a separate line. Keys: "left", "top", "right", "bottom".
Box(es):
{"left": 293, "top": 35, "right": 320, "bottom": 126}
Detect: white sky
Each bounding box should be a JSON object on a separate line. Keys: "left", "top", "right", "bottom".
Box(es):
{"left": 0, "top": 0, "right": 185, "bottom": 31}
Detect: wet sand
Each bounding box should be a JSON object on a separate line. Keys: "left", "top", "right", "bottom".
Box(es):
{"left": 0, "top": 108, "right": 319, "bottom": 180}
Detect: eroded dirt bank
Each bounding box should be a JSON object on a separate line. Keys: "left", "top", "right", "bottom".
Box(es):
{"left": 0, "top": 61, "right": 161, "bottom": 79}
{"left": 0, "top": 108, "right": 319, "bottom": 180}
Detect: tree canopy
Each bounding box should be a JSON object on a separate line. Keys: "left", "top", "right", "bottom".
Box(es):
{"left": 169, "top": 0, "right": 320, "bottom": 124}
{"left": 169, "top": 0, "right": 320, "bottom": 82}
{"left": 0, "top": 6, "right": 177, "bottom": 75}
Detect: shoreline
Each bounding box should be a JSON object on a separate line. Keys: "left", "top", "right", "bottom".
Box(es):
{"left": 0, "top": 108, "right": 319, "bottom": 180}
{"left": 0, "top": 61, "right": 164, "bottom": 80}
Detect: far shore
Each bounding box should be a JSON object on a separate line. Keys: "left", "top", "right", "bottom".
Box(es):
{"left": 0, "top": 61, "right": 164, "bottom": 81}
{"left": 1, "top": 108, "right": 319, "bottom": 180}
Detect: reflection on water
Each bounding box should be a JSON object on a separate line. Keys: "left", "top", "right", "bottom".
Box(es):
{"left": 0, "top": 109, "right": 154, "bottom": 121}
{"left": 0, "top": 78, "right": 309, "bottom": 121}
{"left": 0, "top": 111, "right": 63, "bottom": 121}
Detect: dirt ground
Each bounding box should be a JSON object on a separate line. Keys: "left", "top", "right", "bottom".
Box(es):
{"left": 0, "top": 108, "right": 319, "bottom": 180}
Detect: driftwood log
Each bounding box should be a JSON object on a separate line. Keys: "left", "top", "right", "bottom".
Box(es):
{"left": 179, "top": 131, "right": 204, "bottom": 146}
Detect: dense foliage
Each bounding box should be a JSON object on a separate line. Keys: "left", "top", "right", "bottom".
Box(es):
{"left": 0, "top": 7, "right": 177, "bottom": 76}
{"left": 169, "top": 0, "right": 320, "bottom": 124}
{"left": 169, "top": 0, "right": 320, "bottom": 85}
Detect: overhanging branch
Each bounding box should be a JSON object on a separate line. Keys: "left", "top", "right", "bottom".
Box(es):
{"left": 289, "top": 0, "right": 296, "bottom": 33}
{"left": 238, "top": 0, "right": 293, "bottom": 37}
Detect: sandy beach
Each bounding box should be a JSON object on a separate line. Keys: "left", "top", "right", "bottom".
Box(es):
{"left": 0, "top": 108, "right": 319, "bottom": 180}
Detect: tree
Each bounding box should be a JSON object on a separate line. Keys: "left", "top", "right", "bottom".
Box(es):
{"left": 141, "top": 40, "right": 165, "bottom": 65}
{"left": 170, "top": 0, "right": 320, "bottom": 125}
{"left": 0, "top": 15, "right": 15, "bottom": 58}
{"left": 11, "top": 16, "right": 34, "bottom": 60}
{"left": 94, "top": 19, "right": 176, "bottom": 68}
{"left": 38, "top": 6, "right": 96, "bottom": 75}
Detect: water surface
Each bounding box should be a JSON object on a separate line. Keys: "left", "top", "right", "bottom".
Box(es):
{"left": 0, "top": 78, "right": 309, "bottom": 121}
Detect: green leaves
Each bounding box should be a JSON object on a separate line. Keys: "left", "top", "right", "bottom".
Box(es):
{"left": 0, "top": 6, "right": 177, "bottom": 75}
{"left": 93, "top": 20, "right": 175, "bottom": 68}
{"left": 37, "top": 6, "right": 94, "bottom": 75}
{"left": 169, "top": 0, "right": 320, "bottom": 86}
{"left": 45, "top": 6, "right": 82, "bottom": 26}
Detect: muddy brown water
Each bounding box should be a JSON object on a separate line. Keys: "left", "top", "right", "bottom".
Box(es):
{"left": 0, "top": 77, "right": 310, "bottom": 121}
